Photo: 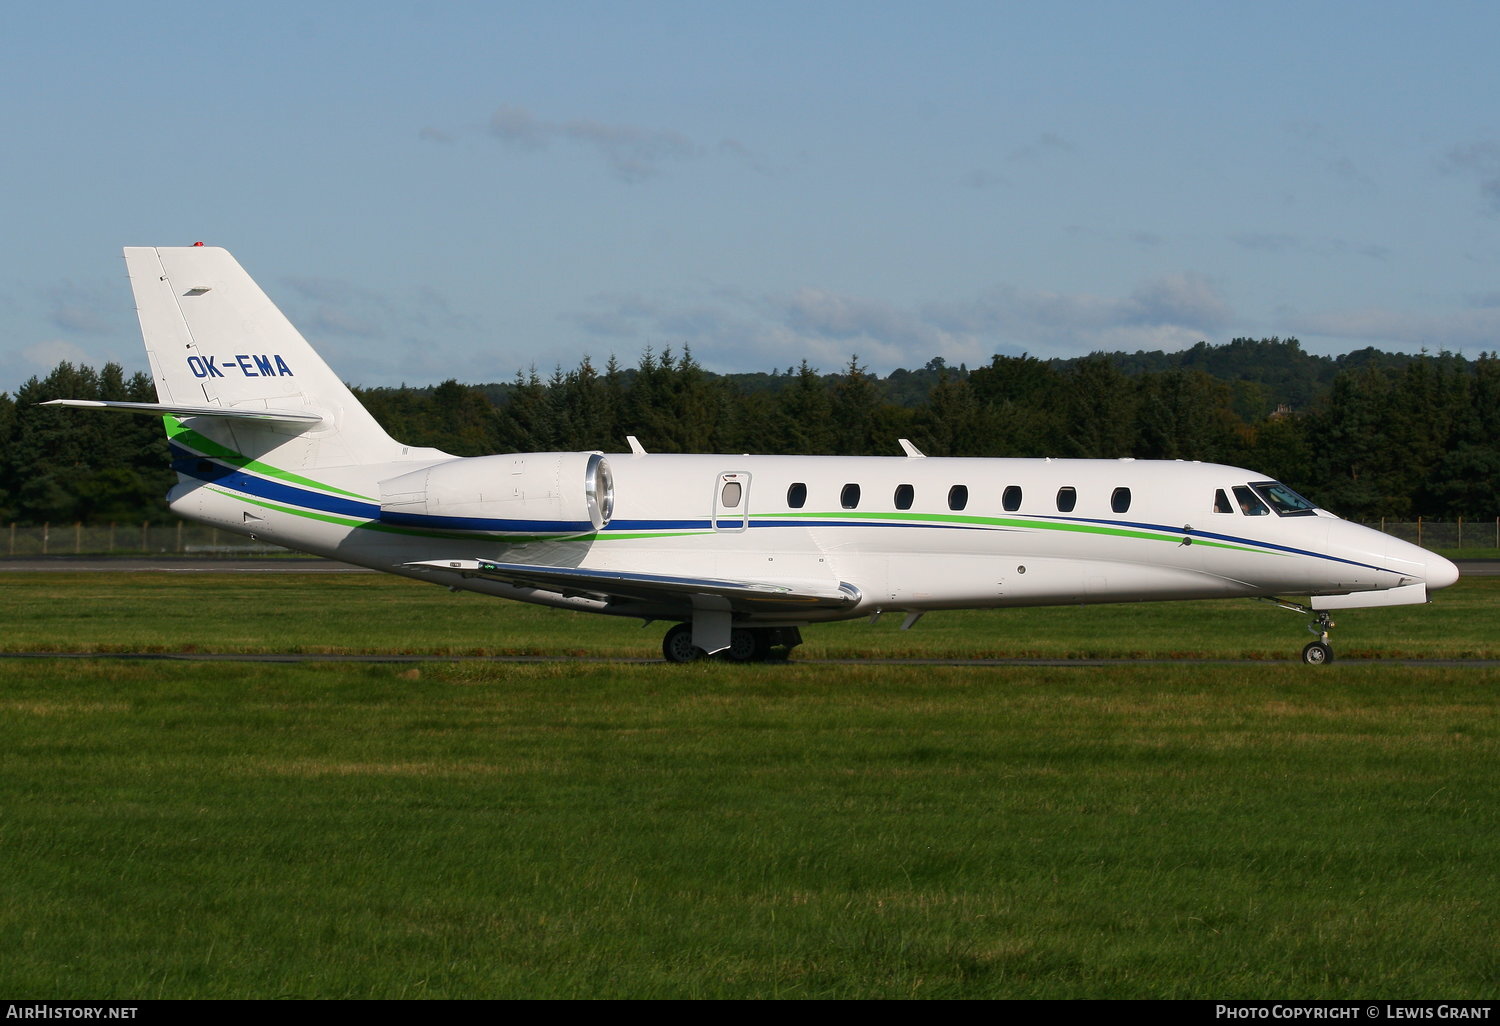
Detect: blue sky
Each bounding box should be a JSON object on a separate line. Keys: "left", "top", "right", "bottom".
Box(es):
{"left": 4, "top": 0, "right": 1499, "bottom": 390}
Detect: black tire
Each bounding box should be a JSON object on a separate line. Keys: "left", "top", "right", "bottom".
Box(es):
{"left": 1301, "top": 641, "right": 1333, "bottom": 665}
{"left": 724, "top": 628, "right": 760, "bottom": 662}
{"left": 662, "top": 623, "right": 703, "bottom": 663}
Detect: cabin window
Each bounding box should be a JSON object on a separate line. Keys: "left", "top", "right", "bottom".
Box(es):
{"left": 1233, "top": 485, "right": 1270, "bottom": 516}
{"left": 1002, "top": 485, "right": 1022, "bottom": 512}
{"left": 841, "top": 483, "right": 861, "bottom": 509}
{"left": 948, "top": 485, "right": 968, "bottom": 511}
{"left": 894, "top": 484, "right": 914, "bottom": 510}
{"left": 1111, "top": 487, "right": 1131, "bottom": 514}
{"left": 721, "top": 481, "right": 743, "bottom": 508}
{"left": 787, "top": 482, "right": 807, "bottom": 509}
{"left": 1056, "top": 487, "right": 1077, "bottom": 513}
{"left": 1214, "top": 489, "right": 1233, "bottom": 514}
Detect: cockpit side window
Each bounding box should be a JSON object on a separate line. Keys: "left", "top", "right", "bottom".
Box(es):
{"left": 1214, "top": 489, "right": 1233, "bottom": 514}
{"left": 1251, "top": 480, "right": 1319, "bottom": 517}
{"left": 1232, "top": 485, "right": 1270, "bottom": 516}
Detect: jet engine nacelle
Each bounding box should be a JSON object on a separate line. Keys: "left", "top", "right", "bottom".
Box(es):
{"left": 378, "top": 452, "right": 614, "bottom": 534}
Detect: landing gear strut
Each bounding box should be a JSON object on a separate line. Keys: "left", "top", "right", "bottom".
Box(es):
{"left": 660, "top": 623, "right": 803, "bottom": 664}
{"left": 1262, "top": 599, "right": 1336, "bottom": 665}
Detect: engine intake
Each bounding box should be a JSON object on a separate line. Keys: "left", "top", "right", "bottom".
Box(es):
{"left": 378, "top": 452, "right": 614, "bottom": 535}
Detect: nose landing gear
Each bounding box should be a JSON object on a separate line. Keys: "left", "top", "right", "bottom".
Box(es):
{"left": 1302, "top": 611, "right": 1335, "bottom": 665}
{"left": 1262, "top": 598, "right": 1336, "bottom": 665}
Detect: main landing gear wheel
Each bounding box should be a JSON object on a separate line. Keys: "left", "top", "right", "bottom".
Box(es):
{"left": 724, "top": 628, "right": 766, "bottom": 663}
{"left": 662, "top": 622, "right": 704, "bottom": 663}
{"left": 661, "top": 624, "right": 802, "bottom": 664}
{"left": 1302, "top": 641, "right": 1334, "bottom": 665}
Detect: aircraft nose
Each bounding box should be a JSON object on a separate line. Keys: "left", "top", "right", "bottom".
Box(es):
{"left": 1425, "top": 554, "right": 1460, "bottom": 591}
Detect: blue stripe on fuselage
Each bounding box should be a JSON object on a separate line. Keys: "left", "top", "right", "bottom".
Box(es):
{"left": 171, "top": 447, "right": 592, "bottom": 534}
{"left": 167, "top": 448, "right": 1395, "bottom": 573}
{"left": 171, "top": 447, "right": 376, "bottom": 519}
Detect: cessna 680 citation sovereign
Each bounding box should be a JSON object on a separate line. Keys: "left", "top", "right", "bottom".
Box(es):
{"left": 48, "top": 247, "right": 1460, "bottom": 664}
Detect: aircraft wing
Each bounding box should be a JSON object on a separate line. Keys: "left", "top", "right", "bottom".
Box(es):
{"left": 40, "top": 399, "right": 324, "bottom": 424}
{"left": 405, "top": 558, "right": 860, "bottom": 612}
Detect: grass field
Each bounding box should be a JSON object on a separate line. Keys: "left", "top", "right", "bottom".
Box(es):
{"left": 1, "top": 573, "right": 1496, "bottom": 998}
{"left": 3, "top": 572, "right": 1498, "bottom": 660}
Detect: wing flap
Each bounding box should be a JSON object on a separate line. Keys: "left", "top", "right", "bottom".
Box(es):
{"left": 406, "top": 558, "right": 860, "bottom": 611}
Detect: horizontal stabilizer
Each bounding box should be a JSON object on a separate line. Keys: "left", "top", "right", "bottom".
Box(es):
{"left": 40, "top": 399, "right": 324, "bottom": 425}
{"left": 1311, "top": 582, "right": 1428, "bottom": 610}
{"left": 406, "top": 558, "right": 860, "bottom": 611}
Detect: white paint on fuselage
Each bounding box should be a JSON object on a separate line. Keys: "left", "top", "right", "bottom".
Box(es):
{"left": 170, "top": 449, "right": 1454, "bottom": 626}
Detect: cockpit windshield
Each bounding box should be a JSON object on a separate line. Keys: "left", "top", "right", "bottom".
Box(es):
{"left": 1249, "top": 480, "right": 1319, "bottom": 517}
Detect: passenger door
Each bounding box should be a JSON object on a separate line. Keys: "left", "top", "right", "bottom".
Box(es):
{"left": 714, "top": 471, "right": 750, "bottom": 532}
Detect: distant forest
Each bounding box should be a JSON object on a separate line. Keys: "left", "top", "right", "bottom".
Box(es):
{"left": 2, "top": 337, "right": 1496, "bottom": 524}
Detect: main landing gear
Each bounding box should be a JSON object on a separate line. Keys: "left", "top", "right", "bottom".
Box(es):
{"left": 1262, "top": 598, "right": 1336, "bottom": 665}
{"left": 661, "top": 623, "right": 803, "bottom": 664}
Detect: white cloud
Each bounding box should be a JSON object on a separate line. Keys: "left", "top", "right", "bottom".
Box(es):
{"left": 561, "top": 273, "right": 1236, "bottom": 374}
{"left": 1007, "top": 133, "right": 1074, "bottom": 163}
{"left": 961, "top": 169, "right": 1009, "bottom": 190}
{"left": 1231, "top": 234, "right": 1388, "bottom": 261}
{"left": 1295, "top": 305, "right": 1500, "bottom": 354}
{"left": 924, "top": 272, "right": 1230, "bottom": 354}
{"left": 420, "top": 104, "right": 770, "bottom": 183}
{"left": 278, "top": 276, "right": 387, "bottom": 339}
{"left": 46, "top": 280, "right": 127, "bottom": 336}
{"left": 0, "top": 339, "right": 101, "bottom": 388}
{"left": 1440, "top": 141, "right": 1500, "bottom": 214}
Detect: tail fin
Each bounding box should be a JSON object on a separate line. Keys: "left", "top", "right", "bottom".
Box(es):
{"left": 124, "top": 246, "right": 418, "bottom": 468}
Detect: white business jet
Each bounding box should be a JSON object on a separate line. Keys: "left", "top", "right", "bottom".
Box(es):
{"left": 47, "top": 247, "right": 1460, "bottom": 664}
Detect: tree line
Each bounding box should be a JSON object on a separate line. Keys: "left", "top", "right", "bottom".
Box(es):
{"left": 2, "top": 338, "right": 1496, "bottom": 524}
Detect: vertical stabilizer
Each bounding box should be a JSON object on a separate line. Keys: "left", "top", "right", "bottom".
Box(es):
{"left": 126, "top": 246, "right": 412, "bottom": 468}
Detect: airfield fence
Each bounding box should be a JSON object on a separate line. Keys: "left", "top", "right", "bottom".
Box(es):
{"left": 1369, "top": 518, "right": 1500, "bottom": 550}
{"left": 3, "top": 517, "right": 1498, "bottom": 558}
{"left": 3, "top": 522, "right": 291, "bottom": 557}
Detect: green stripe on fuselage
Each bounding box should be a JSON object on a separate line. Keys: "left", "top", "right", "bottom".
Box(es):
{"left": 171, "top": 417, "right": 1278, "bottom": 560}
{"left": 207, "top": 488, "right": 596, "bottom": 545}
{"left": 166, "top": 416, "right": 376, "bottom": 501}
{"left": 754, "top": 509, "right": 1278, "bottom": 556}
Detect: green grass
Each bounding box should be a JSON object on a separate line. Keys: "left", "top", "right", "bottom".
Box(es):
{"left": 1441, "top": 547, "right": 1500, "bottom": 560}
{"left": 1, "top": 572, "right": 1496, "bottom": 997}
{"left": 2, "top": 572, "right": 1497, "bottom": 660}
{"left": 1, "top": 659, "right": 1496, "bottom": 998}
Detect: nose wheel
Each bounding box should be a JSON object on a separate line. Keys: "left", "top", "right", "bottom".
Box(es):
{"left": 1302, "top": 639, "right": 1333, "bottom": 665}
